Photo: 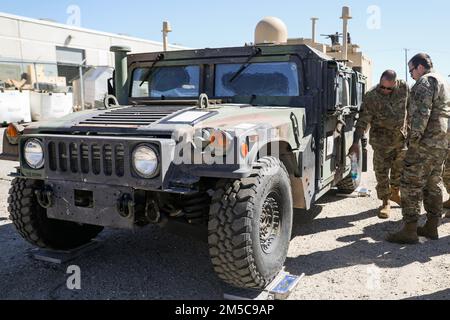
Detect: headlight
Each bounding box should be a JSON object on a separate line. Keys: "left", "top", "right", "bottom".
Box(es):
{"left": 132, "top": 145, "right": 159, "bottom": 178}
{"left": 24, "top": 139, "right": 45, "bottom": 169}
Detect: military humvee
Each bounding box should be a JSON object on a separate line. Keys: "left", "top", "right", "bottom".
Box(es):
{"left": 7, "top": 22, "right": 367, "bottom": 290}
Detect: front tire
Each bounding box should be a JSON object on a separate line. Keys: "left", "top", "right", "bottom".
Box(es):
{"left": 8, "top": 178, "right": 104, "bottom": 250}
{"left": 208, "top": 157, "right": 293, "bottom": 289}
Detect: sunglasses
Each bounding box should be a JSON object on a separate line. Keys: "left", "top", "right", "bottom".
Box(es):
{"left": 380, "top": 85, "right": 394, "bottom": 91}
{"left": 409, "top": 67, "right": 416, "bottom": 74}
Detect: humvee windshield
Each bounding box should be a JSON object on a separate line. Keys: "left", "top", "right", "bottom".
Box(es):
{"left": 130, "top": 61, "right": 300, "bottom": 99}
{"left": 215, "top": 62, "right": 299, "bottom": 97}
{"left": 131, "top": 66, "right": 200, "bottom": 98}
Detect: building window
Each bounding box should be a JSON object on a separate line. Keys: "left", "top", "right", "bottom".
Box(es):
{"left": 56, "top": 47, "right": 86, "bottom": 86}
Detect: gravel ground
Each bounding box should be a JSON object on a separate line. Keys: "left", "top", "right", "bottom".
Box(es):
{"left": 0, "top": 128, "right": 449, "bottom": 300}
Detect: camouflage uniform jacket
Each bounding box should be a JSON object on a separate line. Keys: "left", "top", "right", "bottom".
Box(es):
{"left": 355, "top": 80, "right": 409, "bottom": 149}
{"left": 408, "top": 71, "right": 450, "bottom": 150}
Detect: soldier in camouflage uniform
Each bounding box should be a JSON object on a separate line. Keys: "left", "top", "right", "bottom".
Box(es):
{"left": 387, "top": 53, "right": 450, "bottom": 244}
{"left": 349, "top": 70, "right": 409, "bottom": 219}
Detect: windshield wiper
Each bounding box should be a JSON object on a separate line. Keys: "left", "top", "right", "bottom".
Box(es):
{"left": 139, "top": 53, "right": 165, "bottom": 87}
{"left": 229, "top": 48, "right": 262, "bottom": 83}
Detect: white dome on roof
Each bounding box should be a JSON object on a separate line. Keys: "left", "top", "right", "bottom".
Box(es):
{"left": 254, "top": 17, "right": 288, "bottom": 45}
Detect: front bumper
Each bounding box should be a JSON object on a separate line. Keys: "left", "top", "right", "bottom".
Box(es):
{"left": 46, "top": 181, "right": 136, "bottom": 229}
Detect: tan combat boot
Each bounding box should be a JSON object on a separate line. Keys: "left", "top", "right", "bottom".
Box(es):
{"left": 386, "top": 222, "right": 419, "bottom": 244}
{"left": 417, "top": 216, "right": 440, "bottom": 240}
{"left": 390, "top": 187, "right": 402, "bottom": 207}
{"left": 378, "top": 200, "right": 391, "bottom": 219}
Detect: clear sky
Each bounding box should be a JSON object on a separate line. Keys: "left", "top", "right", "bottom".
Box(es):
{"left": 2, "top": 0, "right": 450, "bottom": 84}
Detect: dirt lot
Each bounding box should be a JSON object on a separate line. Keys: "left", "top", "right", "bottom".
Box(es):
{"left": 0, "top": 128, "right": 449, "bottom": 300}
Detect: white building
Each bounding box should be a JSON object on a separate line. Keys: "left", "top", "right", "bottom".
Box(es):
{"left": 0, "top": 11, "right": 187, "bottom": 94}
{"left": 0, "top": 12, "right": 187, "bottom": 112}
{"left": 0, "top": 11, "right": 185, "bottom": 67}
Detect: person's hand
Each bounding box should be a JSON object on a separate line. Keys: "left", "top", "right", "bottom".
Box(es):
{"left": 348, "top": 143, "right": 360, "bottom": 159}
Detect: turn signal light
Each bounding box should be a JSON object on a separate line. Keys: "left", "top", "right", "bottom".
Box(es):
{"left": 241, "top": 142, "right": 249, "bottom": 158}
{"left": 6, "top": 124, "right": 19, "bottom": 139}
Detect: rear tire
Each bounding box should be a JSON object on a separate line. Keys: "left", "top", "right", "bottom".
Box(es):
{"left": 208, "top": 157, "right": 293, "bottom": 289}
{"left": 8, "top": 178, "right": 103, "bottom": 250}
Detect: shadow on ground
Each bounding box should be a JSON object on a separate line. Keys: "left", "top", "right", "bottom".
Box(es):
{"left": 404, "top": 288, "right": 450, "bottom": 300}
{"left": 0, "top": 222, "right": 222, "bottom": 300}
{"left": 292, "top": 191, "right": 347, "bottom": 226}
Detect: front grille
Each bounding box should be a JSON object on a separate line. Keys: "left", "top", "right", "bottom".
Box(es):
{"left": 78, "top": 106, "right": 186, "bottom": 127}
{"left": 47, "top": 140, "right": 125, "bottom": 177}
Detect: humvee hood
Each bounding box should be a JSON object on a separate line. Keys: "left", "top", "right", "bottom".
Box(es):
{"left": 24, "top": 105, "right": 193, "bottom": 134}
{"left": 25, "top": 104, "right": 299, "bottom": 135}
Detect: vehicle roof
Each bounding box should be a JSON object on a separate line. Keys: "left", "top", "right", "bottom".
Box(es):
{"left": 127, "top": 44, "right": 334, "bottom": 66}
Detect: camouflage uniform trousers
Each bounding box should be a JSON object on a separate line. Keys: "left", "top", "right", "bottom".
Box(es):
{"left": 372, "top": 143, "right": 406, "bottom": 201}
{"left": 400, "top": 145, "right": 448, "bottom": 223}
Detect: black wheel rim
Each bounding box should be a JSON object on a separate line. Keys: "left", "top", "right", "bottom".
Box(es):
{"left": 260, "top": 192, "right": 282, "bottom": 254}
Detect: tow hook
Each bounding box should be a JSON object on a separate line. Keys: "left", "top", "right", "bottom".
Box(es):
{"left": 35, "top": 186, "right": 53, "bottom": 209}
{"left": 144, "top": 198, "right": 161, "bottom": 224}
{"left": 117, "top": 194, "right": 135, "bottom": 218}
